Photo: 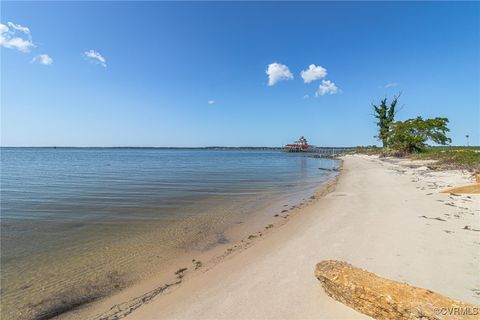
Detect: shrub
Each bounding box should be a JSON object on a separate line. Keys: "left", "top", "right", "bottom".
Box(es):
{"left": 387, "top": 117, "right": 451, "bottom": 155}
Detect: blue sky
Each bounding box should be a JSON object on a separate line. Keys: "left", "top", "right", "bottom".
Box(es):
{"left": 1, "top": 1, "right": 479, "bottom": 147}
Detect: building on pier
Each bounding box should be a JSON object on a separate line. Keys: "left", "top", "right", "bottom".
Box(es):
{"left": 284, "top": 136, "right": 313, "bottom": 152}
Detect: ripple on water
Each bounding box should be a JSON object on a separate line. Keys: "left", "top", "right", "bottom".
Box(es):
{"left": 1, "top": 148, "right": 338, "bottom": 320}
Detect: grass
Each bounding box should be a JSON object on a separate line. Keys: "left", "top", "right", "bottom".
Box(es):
{"left": 351, "top": 146, "right": 383, "bottom": 156}
{"left": 353, "top": 146, "right": 480, "bottom": 172}
{"left": 409, "top": 146, "right": 480, "bottom": 172}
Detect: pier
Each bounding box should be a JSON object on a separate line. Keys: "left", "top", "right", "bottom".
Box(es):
{"left": 284, "top": 136, "right": 353, "bottom": 155}
{"left": 309, "top": 147, "right": 354, "bottom": 156}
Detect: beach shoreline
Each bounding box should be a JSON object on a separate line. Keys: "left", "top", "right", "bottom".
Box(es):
{"left": 1, "top": 149, "right": 341, "bottom": 320}
{"left": 52, "top": 160, "right": 340, "bottom": 320}
{"left": 64, "top": 154, "right": 479, "bottom": 319}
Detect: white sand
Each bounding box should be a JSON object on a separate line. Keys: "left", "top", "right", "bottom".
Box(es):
{"left": 88, "top": 155, "right": 480, "bottom": 319}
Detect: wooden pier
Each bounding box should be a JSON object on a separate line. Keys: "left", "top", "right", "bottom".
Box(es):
{"left": 309, "top": 147, "right": 354, "bottom": 156}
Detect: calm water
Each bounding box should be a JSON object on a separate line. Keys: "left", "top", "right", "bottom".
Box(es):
{"left": 0, "top": 148, "right": 338, "bottom": 319}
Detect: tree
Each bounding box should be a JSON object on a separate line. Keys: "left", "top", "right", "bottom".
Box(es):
{"left": 373, "top": 94, "right": 400, "bottom": 147}
{"left": 387, "top": 117, "right": 451, "bottom": 154}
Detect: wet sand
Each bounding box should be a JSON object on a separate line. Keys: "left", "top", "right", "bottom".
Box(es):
{"left": 3, "top": 189, "right": 335, "bottom": 320}
{"left": 20, "top": 171, "right": 330, "bottom": 320}
{"left": 77, "top": 154, "right": 479, "bottom": 320}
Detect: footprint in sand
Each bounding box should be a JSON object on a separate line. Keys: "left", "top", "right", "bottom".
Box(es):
{"left": 419, "top": 215, "right": 446, "bottom": 222}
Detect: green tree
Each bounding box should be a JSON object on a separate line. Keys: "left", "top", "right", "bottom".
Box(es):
{"left": 373, "top": 94, "right": 400, "bottom": 147}
{"left": 387, "top": 117, "right": 451, "bottom": 154}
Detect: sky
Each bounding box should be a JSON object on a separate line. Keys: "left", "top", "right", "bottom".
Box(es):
{"left": 1, "top": 1, "right": 479, "bottom": 147}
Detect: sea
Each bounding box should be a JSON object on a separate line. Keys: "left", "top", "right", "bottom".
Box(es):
{"left": 0, "top": 148, "right": 339, "bottom": 320}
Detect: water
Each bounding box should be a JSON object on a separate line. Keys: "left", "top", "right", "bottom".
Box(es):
{"left": 0, "top": 148, "right": 338, "bottom": 319}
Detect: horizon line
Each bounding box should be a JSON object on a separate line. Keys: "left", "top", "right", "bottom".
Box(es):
{"left": 1, "top": 145, "right": 476, "bottom": 149}
{"left": 0, "top": 145, "right": 360, "bottom": 149}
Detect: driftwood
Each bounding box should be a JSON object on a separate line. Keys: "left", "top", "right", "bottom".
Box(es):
{"left": 441, "top": 174, "right": 480, "bottom": 194}
{"left": 314, "top": 260, "right": 479, "bottom": 320}
{"left": 441, "top": 184, "right": 480, "bottom": 194}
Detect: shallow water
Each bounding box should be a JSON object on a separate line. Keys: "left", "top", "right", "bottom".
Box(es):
{"left": 0, "top": 148, "right": 338, "bottom": 319}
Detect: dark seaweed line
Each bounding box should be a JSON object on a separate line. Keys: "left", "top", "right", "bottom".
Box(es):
{"left": 33, "top": 295, "right": 100, "bottom": 320}
{"left": 93, "top": 280, "right": 182, "bottom": 320}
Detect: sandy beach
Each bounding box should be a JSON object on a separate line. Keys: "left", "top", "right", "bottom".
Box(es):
{"left": 3, "top": 2, "right": 479, "bottom": 320}
{"left": 71, "top": 154, "right": 479, "bottom": 320}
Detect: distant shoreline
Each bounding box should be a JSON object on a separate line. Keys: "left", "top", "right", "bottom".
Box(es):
{"left": 0, "top": 146, "right": 357, "bottom": 150}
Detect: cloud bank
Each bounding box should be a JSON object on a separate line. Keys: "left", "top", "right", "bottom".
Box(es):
{"left": 266, "top": 62, "right": 293, "bottom": 86}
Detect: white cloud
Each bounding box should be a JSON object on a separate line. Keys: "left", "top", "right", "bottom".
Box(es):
{"left": 303, "top": 94, "right": 310, "bottom": 99}
{"left": 2, "top": 37, "right": 33, "bottom": 52}
{"left": 0, "top": 22, "right": 34, "bottom": 52}
{"left": 208, "top": 100, "right": 216, "bottom": 105}
{"left": 84, "top": 49, "right": 107, "bottom": 67}
{"left": 32, "top": 54, "right": 53, "bottom": 65}
{"left": 384, "top": 82, "right": 398, "bottom": 88}
{"left": 300, "top": 64, "right": 327, "bottom": 83}
{"left": 0, "top": 24, "right": 8, "bottom": 34}
{"left": 266, "top": 62, "right": 293, "bottom": 86}
{"left": 7, "top": 22, "right": 30, "bottom": 35}
{"left": 316, "top": 80, "right": 340, "bottom": 96}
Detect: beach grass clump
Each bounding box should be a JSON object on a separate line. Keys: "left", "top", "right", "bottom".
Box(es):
{"left": 352, "top": 146, "right": 383, "bottom": 156}
{"left": 354, "top": 145, "right": 479, "bottom": 172}
{"left": 410, "top": 146, "right": 480, "bottom": 172}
